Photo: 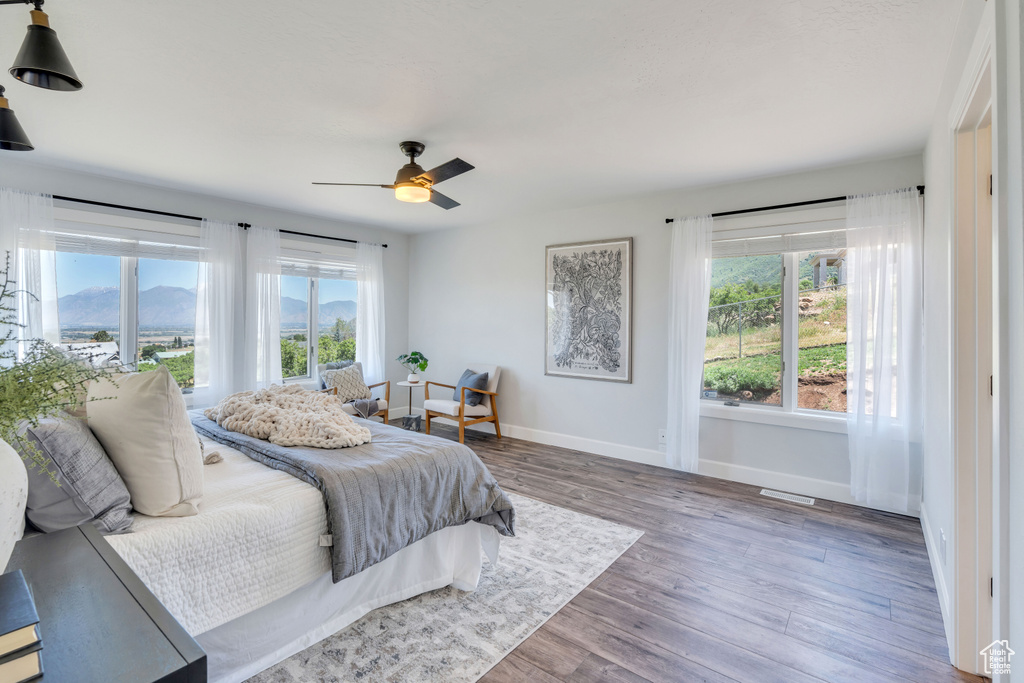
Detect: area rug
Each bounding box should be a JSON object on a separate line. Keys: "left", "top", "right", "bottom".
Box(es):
{"left": 247, "top": 492, "right": 643, "bottom": 682}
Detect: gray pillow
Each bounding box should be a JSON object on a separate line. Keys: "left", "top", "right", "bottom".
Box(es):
{"left": 17, "top": 413, "right": 133, "bottom": 534}
{"left": 318, "top": 360, "right": 354, "bottom": 389}
{"left": 453, "top": 370, "right": 489, "bottom": 407}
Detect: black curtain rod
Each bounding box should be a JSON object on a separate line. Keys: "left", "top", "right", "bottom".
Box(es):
{"left": 51, "top": 194, "right": 388, "bottom": 248}
{"left": 664, "top": 185, "right": 925, "bottom": 224}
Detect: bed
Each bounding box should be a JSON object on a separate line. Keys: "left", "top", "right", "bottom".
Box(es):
{"left": 106, "top": 416, "right": 514, "bottom": 683}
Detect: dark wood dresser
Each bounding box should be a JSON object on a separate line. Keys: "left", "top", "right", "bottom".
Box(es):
{"left": 6, "top": 524, "right": 206, "bottom": 682}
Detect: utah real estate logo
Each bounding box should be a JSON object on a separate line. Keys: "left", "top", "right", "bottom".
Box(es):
{"left": 980, "top": 639, "right": 1015, "bottom": 676}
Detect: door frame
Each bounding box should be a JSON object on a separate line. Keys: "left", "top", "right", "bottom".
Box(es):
{"left": 947, "top": 12, "right": 996, "bottom": 674}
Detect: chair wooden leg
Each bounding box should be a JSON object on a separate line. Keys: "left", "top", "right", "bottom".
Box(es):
{"left": 425, "top": 412, "right": 432, "bottom": 434}
{"left": 491, "top": 396, "right": 502, "bottom": 439}
{"left": 381, "top": 408, "right": 388, "bottom": 424}
{"left": 458, "top": 419, "right": 465, "bottom": 444}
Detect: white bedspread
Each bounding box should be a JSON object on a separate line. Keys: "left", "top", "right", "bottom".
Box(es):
{"left": 106, "top": 437, "right": 330, "bottom": 636}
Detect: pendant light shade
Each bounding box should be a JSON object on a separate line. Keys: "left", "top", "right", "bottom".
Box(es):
{"left": 9, "top": 9, "right": 81, "bottom": 91}
{"left": 0, "top": 87, "right": 33, "bottom": 151}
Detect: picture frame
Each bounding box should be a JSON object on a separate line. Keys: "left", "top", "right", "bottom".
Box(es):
{"left": 545, "top": 237, "right": 632, "bottom": 383}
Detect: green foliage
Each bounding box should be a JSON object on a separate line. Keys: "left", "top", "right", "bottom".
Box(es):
{"left": 160, "top": 352, "right": 194, "bottom": 388}
{"left": 0, "top": 254, "right": 110, "bottom": 480}
{"left": 707, "top": 282, "right": 780, "bottom": 336}
{"left": 330, "top": 317, "right": 355, "bottom": 342}
{"left": 291, "top": 333, "right": 307, "bottom": 342}
{"left": 141, "top": 344, "right": 166, "bottom": 360}
{"left": 318, "top": 334, "right": 355, "bottom": 365}
{"left": 281, "top": 337, "right": 308, "bottom": 378}
{"left": 710, "top": 254, "right": 781, "bottom": 289}
{"left": 799, "top": 278, "right": 814, "bottom": 291}
{"left": 396, "top": 351, "right": 428, "bottom": 373}
{"left": 91, "top": 330, "right": 113, "bottom": 342}
{"left": 797, "top": 344, "right": 846, "bottom": 375}
{"left": 702, "top": 354, "right": 780, "bottom": 394}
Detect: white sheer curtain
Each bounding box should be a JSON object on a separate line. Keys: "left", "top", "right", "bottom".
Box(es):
{"left": 355, "top": 241, "right": 386, "bottom": 384}
{"left": 846, "top": 188, "right": 924, "bottom": 513}
{"left": 194, "top": 219, "right": 244, "bottom": 406}
{"left": 666, "top": 215, "right": 713, "bottom": 472}
{"left": 243, "top": 225, "right": 282, "bottom": 390}
{"left": 0, "top": 189, "right": 59, "bottom": 359}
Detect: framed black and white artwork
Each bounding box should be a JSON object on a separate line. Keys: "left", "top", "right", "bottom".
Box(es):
{"left": 545, "top": 237, "right": 632, "bottom": 383}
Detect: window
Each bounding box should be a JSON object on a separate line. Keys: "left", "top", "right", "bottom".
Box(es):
{"left": 50, "top": 208, "right": 203, "bottom": 396}
{"left": 702, "top": 249, "right": 847, "bottom": 414}
{"left": 703, "top": 255, "right": 783, "bottom": 405}
{"left": 136, "top": 258, "right": 199, "bottom": 390}
{"left": 279, "top": 276, "right": 358, "bottom": 382}
{"left": 317, "top": 278, "right": 357, "bottom": 365}
{"left": 280, "top": 275, "right": 310, "bottom": 379}
{"left": 794, "top": 251, "right": 846, "bottom": 413}
{"left": 55, "top": 252, "right": 122, "bottom": 363}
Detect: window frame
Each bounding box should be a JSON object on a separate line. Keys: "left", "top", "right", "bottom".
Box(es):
{"left": 280, "top": 276, "right": 318, "bottom": 383}
{"left": 700, "top": 210, "right": 850, "bottom": 434}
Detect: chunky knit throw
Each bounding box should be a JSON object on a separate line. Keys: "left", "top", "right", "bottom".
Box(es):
{"left": 204, "top": 384, "right": 372, "bottom": 449}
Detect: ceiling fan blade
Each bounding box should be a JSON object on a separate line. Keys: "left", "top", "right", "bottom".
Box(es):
{"left": 414, "top": 158, "right": 474, "bottom": 185}
{"left": 429, "top": 189, "right": 460, "bottom": 210}
{"left": 312, "top": 182, "right": 395, "bottom": 188}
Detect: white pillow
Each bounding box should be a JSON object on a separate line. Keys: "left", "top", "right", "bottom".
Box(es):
{"left": 86, "top": 366, "right": 203, "bottom": 517}
{"left": 323, "top": 362, "right": 372, "bottom": 403}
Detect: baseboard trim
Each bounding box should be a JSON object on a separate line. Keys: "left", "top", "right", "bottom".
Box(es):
{"left": 696, "top": 459, "right": 858, "bottom": 507}
{"left": 398, "top": 409, "right": 909, "bottom": 514}
{"left": 919, "top": 502, "right": 954, "bottom": 664}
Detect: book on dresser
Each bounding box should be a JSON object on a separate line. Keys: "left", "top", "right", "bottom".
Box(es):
{"left": 0, "top": 642, "right": 43, "bottom": 683}
{"left": 0, "top": 570, "right": 42, "bottom": 683}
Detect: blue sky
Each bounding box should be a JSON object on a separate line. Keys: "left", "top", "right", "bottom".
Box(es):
{"left": 56, "top": 253, "right": 357, "bottom": 302}
{"left": 282, "top": 275, "right": 357, "bottom": 304}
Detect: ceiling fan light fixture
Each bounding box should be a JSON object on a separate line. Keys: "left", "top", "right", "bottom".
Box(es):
{"left": 9, "top": 6, "right": 83, "bottom": 92}
{"left": 0, "top": 86, "right": 33, "bottom": 151}
{"left": 394, "top": 183, "right": 431, "bottom": 203}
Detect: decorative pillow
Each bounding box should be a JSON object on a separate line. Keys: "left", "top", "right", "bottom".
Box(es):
{"left": 453, "top": 369, "right": 489, "bottom": 407}
{"left": 323, "top": 362, "right": 372, "bottom": 403}
{"left": 86, "top": 366, "right": 203, "bottom": 517}
{"left": 17, "top": 413, "right": 133, "bottom": 534}
{"left": 318, "top": 360, "right": 354, "bottom": 390}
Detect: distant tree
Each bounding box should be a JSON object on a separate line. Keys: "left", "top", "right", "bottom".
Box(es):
{"left": 330, "top": 318, "right": 355, "bottom": 342}
{"left": 280, "top": 338, "right": 307, "bottom": 378}
{"left": 339, "top": 337, "right": 355, "bottom": 361}
{"left": 292, "top": 333, "right": 307, "bottom": 343}
{"left": 91, "top": 330, "right": 113, "bottom": 343}
{"left": 159, "top": 351, "right": 194, "bottom": 388}
{"left": 317, "top": 334, "right": 355, "bottom": 364}
{"left": 707, "top": 283, "right": 780, "bottom": 336}
{"left": 141, "top": 344, "right": 167, "bottom": 360}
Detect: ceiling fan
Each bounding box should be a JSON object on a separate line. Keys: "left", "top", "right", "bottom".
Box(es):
{"left": 313, "top": 141, "right": 474, "bottom": 210}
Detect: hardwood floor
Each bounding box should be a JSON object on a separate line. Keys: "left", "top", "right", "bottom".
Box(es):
{"left": 401, "top": 420, "right": 982, "bottom": 683}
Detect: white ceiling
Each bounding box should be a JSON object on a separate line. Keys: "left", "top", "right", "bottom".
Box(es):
{"left": 0, "top": 0, "right": 961, "bottom": 233}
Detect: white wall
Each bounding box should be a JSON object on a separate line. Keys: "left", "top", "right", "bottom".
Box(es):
{"left": 918, "top": 0, "right": 988, "bottom": 655}
{"left": 409, "top": 154, "right": 923, "bottom": 503}
{"left": 0, "top": 158, "right": 412, "bottom": 392}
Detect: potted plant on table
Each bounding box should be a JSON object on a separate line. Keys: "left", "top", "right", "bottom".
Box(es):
{"left": 396, "top": 351, "right": 428, "bottom": 383}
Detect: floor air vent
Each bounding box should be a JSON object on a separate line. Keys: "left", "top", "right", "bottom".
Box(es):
{"left": 760, "top": 489, "right": 815, "bottom": 506}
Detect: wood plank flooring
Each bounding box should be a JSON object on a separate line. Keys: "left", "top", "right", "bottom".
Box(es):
{"left": 401, "top": 420, "right": 982, "bottom": 683}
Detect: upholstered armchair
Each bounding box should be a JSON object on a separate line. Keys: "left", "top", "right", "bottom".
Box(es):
{"left": 424, "top": 364, "right": 501, "bottom": 444}
{"left": 318, "top": 362, "right": 390, "bottom": 423}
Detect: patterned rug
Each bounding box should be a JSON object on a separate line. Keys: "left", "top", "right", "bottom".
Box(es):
{"left": 248, "top": 492, "right": 643, "bottom": 682}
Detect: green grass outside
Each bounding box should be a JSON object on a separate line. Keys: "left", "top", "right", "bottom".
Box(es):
{"left": 702, "top": 343, "right": 846, "bottom": 394}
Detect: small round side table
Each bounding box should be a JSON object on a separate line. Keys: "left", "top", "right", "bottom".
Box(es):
{"left": 397, "top": 381, "right": 426, "bottom": 430}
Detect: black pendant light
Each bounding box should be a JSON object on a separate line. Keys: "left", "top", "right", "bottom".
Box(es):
{"left": 0, "top": 86, "right": 33, "bottom": 151}
{"left": 9, "top": 1, "right": 81, "bottom": 91}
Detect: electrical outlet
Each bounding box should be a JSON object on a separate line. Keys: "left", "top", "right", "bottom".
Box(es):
{"left": 940, "top": 529, "right": 947, "bottom": 564}
{"left": 658, "top": 429, "right": 666, "bottom": 445}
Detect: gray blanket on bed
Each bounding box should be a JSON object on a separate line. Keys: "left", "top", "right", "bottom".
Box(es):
{"left": 189, "top": 411, "right": 515, "bottom": 583}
